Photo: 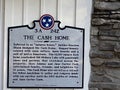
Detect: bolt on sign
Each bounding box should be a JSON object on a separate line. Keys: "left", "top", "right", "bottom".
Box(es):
{"left": 7, "top": 14, "right": 85, "bottom": 88}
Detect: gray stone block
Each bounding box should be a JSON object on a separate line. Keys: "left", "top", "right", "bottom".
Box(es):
{"left": 92, "top": 18, "right": 120, "bottom": 26}
{"left": 90, "top": 49, "right": 114, "bottom": 59}
{"left": 92, "top": 18, "right": 106, "bottom": 25}
{"left": 90, "top": 73, "right": 112, "bottom": 82}
{"left": 93, "top": 14, "right": 110, "bottom": 18}
{"left": 99, "top": 36, "right": 118, "bottom": 41}
{"left": 111, "top": 11, "right": 120, "bottom": 14}
{"left": 91, "top": 66, "right": 105, "bottom": 75}
{"left": 99, "top": 41, "right": 115, "bottom": 51}
{"left": 94, "top": 11, "right": 110, "bottom": 15}
{"left": 91, "top": 26, "right": 99, "bottom": 35}
{"left": 89, "top": 88, "right": 98, "bottom": 90}
{"left": 104, "top": 68, "right": 120, "bottom": 83}
{"left": 89, "top": 82, "right": 120, "bottom": 90}
{"left": 94, "top": 1, "right": 120, "bottom": 10}
{"left": 113, "top": 23, "right": 120, "bottom": 29}
{"left": 104, "top": 61, "right": 120, "bottom": 68}
{"left": 90, "top": 36, "right": 99, "bottom": 47}
{"left": 98, "top": 30, "right": 120, "bottom": 37}
{"left": 91, "top": 58, "right": 104, "bottom": 66}
{"left": 114, "top": 43, "right": 120, "bottom": 52}
{"left": 110, "top": 14, "right": 120, "bottom": 19}
{"left": 99, "top": 25, "right": 113, "bottom": 30}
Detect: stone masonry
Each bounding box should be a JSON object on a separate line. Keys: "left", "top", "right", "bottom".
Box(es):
{"left": 89, "top": 0, "right": 120, "bottom": 90}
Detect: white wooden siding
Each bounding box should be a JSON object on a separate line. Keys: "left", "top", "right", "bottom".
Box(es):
{"left": 0, "top": 0, "right": 92, "bottom": 90}
{"left": 0, "top": 0, "right": 4, "bottom": 90}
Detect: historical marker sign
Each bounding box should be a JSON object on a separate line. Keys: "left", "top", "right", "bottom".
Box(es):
{"left": 8, "top": 14, "right": 84, "bottom": 88}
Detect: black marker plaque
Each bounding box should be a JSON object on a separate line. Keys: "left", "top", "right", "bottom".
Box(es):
{"left": 8, "top": 14, "right": 84, "bottom": 88}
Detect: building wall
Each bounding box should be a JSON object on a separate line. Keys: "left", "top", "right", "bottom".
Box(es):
{"left": 89, "top": 0, "right": 120, "bottom": 90}
{"left": 2, "top": 0, "right": 120, "bottom": 90}
{"left": 0, "top": 0, "right": 4, "bottom": 89}
{"left": 0, "top": 0, "right": 92, "bottom": 90}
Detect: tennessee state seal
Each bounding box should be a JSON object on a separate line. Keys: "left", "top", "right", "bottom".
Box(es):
{"left": 39, "top": 14, "right": 54, "bottom": 30}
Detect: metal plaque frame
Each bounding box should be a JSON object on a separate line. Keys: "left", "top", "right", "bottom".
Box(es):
{"left": 7, "top": 19, "right": 84, "bottom": 88}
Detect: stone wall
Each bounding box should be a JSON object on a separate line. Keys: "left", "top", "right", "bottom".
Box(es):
{"left": 89, "top": 0, "right": 120, "bottom": 90}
